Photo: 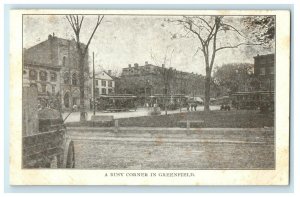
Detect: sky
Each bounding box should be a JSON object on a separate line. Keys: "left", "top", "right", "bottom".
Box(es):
{"left": 23, "top": 15, "right": 274, "bottom": 75}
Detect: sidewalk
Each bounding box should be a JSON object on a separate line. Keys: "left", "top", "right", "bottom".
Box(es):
{"left": 62, "top": 106, "right": 220, "bottom": 123}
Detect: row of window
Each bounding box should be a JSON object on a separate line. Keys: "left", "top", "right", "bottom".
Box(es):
{"left": 95, "top": 80, "right": 113, "bottom": 87}
{"left": 30, "top": 83, "right": 56, "bottom": 94}
{"left": 27, "top": 69, "right": 113, "bottom": 89}
{"left": 95, "top": 88, "right": 113, "bottom": 95}
{"left": 63, "top": 72, "right": 79, "bottom": 85}
{"left": 28, "top": 70, "right": 57, "bottom": 82}
{"left": 259, "top": 67, "right": 274, "bottom": 75}
{"left": 257, "top": 58, "right": 274, "bottom": 64}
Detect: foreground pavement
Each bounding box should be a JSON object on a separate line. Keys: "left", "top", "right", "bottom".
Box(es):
{"left": 67, "top": 127, "right": 274, "bottom": 170}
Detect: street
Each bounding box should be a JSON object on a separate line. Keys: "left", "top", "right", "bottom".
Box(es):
{"left": 67, "top": 127, "right": 274, "bottom": 169}
{"left": 63, "top": 105, "right": 221, "bottom": 123}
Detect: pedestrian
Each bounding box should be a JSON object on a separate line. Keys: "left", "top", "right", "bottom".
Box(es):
{"left": 72, "top": 104, "right": 78, "bottom": 111}
{"left": 37, "top": 104, "right": 42, "bottom": 111}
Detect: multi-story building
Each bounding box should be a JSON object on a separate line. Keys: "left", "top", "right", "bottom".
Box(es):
{"left": 23, "top": 34, "right": 90, "bottom": 110}
{"left": 90, "top": 70, "right": 115, "bottom": 97}
{"left": 23, "top": 62, "right": 61, "bottom": 95}
{"left": 253, "top": 53, "right": 275, "bottom": 91}
{"left": 229, "top": 54, "right": 275, "bottom": 110}
{"left": 117, "top": 61, "right": 205, "bottom": 105}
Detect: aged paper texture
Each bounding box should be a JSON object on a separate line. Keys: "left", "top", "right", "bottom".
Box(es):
{"left": 9, "top": 9, "right": 290, "bottom": 185}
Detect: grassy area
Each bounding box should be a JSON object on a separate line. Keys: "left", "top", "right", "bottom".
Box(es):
{"left": 66, "top": 110, "right": 274, "bottom": 128}
{"left": 117, "top": 110, "right": 274, "bottom": 128}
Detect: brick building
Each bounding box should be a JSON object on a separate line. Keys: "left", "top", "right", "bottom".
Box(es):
{"left": 23, "top": 62, "right": 61, "bottom": 96}
{"left": 23, "top": 34, "right": 90, "bottom": 110}
{"left": 253, "top": 53, "right": 275, "bottom": 91}
{"left": 117, "top": 61, "right": 205, "bottom": 105}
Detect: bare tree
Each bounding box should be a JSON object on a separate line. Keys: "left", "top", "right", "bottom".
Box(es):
{"left": 167, "top": 16, "right": 260, "bottom": 111}
{"left": 151, "top": 47, "right": 175, "bottom": 115}
{"left": 66, "top": 15, "right": 104, "bottom": 122}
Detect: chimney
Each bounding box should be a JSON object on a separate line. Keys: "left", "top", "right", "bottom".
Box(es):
{"left": 134, "top": 63, "right": 138, "bottom": 68}
{"left": 145, "top": 61, "right": 148, "bottom": 65}
{"left": 108, "top": 70, "right": 112, "bottom": 75}
{"left": 128, "top": 64, "right": 131, "bottom": 68}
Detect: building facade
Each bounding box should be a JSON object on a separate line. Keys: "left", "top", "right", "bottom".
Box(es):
{"left": 90, "top": 70, "right": 115, "bottom": 97}
{"left": 253, "top": 53, "right": 275, "bottom": 91}
{"left": 117, "top": 61, "right": 205, "bottom": 105}
{"left": 23, "top": 34, "right": 90, "bottom": 111}
{"left": 23, "top": 62, "right": 62, "bottom": 109}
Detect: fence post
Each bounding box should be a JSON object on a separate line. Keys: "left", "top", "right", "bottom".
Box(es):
{"left": 114, "top": 119, "right": 119, "bottom": 133}
{"left": 187, "top": 120, "right": 190, "bottom": 129}
{"left": 187, "top": 120, "right": 191, "bottom": 135}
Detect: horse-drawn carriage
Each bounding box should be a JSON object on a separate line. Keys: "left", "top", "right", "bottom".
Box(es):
{"left": 22, "top": 87, "right": 75, "bottom": 168}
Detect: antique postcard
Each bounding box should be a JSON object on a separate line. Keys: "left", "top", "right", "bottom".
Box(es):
{"left": 9, "top": 9, "right": 290, "bottom": 185}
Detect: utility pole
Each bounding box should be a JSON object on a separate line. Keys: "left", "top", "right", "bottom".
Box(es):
{"left": 93, "top": 52, "right": 96, "bottom": 115}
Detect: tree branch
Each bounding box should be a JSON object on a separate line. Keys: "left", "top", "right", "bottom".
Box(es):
{"left": 175, "top": 18, "right": 206, "bottom": 48}
{"left": 216, "top": 42, "right": 261, "bottom": 52}
{"left": 66, "top": 15, "right": 77, "bottom": 36}
{"left": 209, "top": 17, "right": 221, "bottom": 72}
{"left": 184, "top": 16, "right": 211, "bottom": 34}
{"left": 83, "top": 15, "right": 104, "bottom": 55}
{"left": 193, "top": 47, "right": 203, "bottom": 57}
{"left": 190, "top": 16, "right": 213, "bottom": 31}
{"left": 221, "top": 22, "right": 246, "bottom": 38}
{"left": 79, "top": 15, "right": 84, "bottom": 29}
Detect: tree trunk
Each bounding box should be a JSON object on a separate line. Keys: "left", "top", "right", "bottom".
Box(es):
{"left": 204, "top": 70, "right": 211, "bottom": 112}
{"left": 164, "top": 95, "right": 167, "bottom": 115}
{"left": 79, "top": 56, "right": 86, "bottom": 122}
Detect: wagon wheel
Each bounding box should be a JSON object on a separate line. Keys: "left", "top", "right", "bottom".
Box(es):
{"left": 50, "top": 155, "right": 59, "bottom": 168}
{"left": 63, "top": 139, "right": 75, "bottom": 168}
{"left": 66, "top": 141, "right": 75, "bottom": 168}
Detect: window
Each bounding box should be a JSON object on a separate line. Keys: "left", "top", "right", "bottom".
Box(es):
{"left": 259, "top": 67, "right": 266, "bottom": 75}
{"left": 64, "top": 72, "right": 70, "bottom": 84}
{"left": 270, "top": 79, "right": 274, "bottom": 90}
{"left": 95, "top": 80, "right": 98, "bottom": 86}
{"left": 39, "top": 71, "right": 48, "bottom": 81}
{"left": 23, "top": 70, "right": 27, "bottom": 75}
{"left": 108, "top": 88, "right": 113, "bottom": 94}
{"left": 41, "top": 84, "right": 46, "bottom": 93}
{"left": 62, "top": 56, "right": 66, "bottom": 66}
{"left": 108, "top": 81, "right": 112, "bottom": 87}
{"left": 101, "top": 80, "right": 106, "bottom": 87}
{"left": 268, "top": 67, "right": 274, "bottom": 75}
{"left": 260, "top": 58, "right": 267, "bottom": 64}
{"left": 50, "top": 72, "right": 57, "bottom": 81}
{"left": 102, "top": 88, "right": 106, "bottom": 95}
{"left": 52, "top": 86, "right": 55, "bottom": 94}
{"left": 30, "top": 83, "right": 37, "bottom": 88}
{"left": 29, "top": 70, "right": 37, "bottom": 80}
{"left": 72, "top": 73, "right": 77, "bottom": 85}
{"left": 95, "top": 88, "right": 99, "bottom": 96}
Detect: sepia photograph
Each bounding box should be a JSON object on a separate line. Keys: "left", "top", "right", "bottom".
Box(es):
{"left": 22, "top": 13, "right": 276, "bottom": 170}
{"left": 9, "top": 9, "right": 290, "bottom": 185}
